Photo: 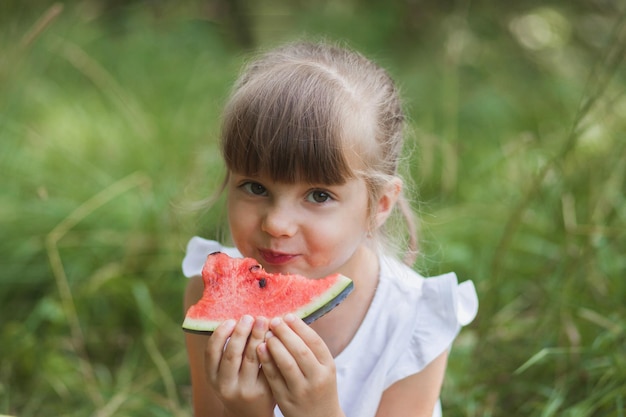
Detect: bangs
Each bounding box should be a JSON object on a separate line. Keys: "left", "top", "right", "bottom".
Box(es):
{"left": 220, "top": 65, "right": 358, "bottom": 185}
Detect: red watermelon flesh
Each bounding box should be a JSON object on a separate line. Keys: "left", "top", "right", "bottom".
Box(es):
{"left": 182, "top": 252, "right": 354, "bottom": 334}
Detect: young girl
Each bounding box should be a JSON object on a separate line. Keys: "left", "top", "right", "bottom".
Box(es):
{"left": 182, "top": 40, "right": 478, "bottom": 417}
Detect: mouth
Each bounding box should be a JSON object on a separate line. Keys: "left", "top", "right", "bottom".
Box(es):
{"left": 258, "top": 249, "right": 298, "bottom": 266}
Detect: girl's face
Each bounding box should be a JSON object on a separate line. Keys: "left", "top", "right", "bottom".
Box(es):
{"left": 226, "top": 171, "right": 372, "bottom": 279}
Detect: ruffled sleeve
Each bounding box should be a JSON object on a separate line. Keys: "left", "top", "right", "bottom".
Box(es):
{"left": 386, "top": 273, "right": 478, "bottom": 384}
{"left": 181, "top": 236, "right": 242, "bottom": 278}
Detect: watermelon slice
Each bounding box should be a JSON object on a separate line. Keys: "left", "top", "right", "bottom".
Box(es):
{"left": 182, "top": 252, "right": 354, "bottom": 334}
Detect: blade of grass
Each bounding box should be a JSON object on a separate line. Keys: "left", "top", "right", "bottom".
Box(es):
{"left": 143, "top": 336, "right": 185, "bottom": 416}
{"left": 133, "top": 282, "right": 185, "bottom": 416}
{"left": 490, "top": 7, "right": 626, "bottom": 305}
{"left": 514, "top": 347, "right": 584, "bottom": 375}
{"left": 91, "top": 338, "right": 140, "bottom": 417}
{"left": 19, "top": 3, "right": 63, "bottom": 49}
{"left": 45, "top": 172, "right": 151, "bottom": 408}
{"left": 53, "top": 38, "right": 153, "bottom": 140}
{"left": 540, "top": 389, "right": 564, "bottom": 417}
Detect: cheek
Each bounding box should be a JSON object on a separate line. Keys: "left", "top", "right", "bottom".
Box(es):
{"left": 305, "top": 211, "right": 368, "bottom": 262}
{"left": 227, "top": 198, "right": 256, "bottom": 240}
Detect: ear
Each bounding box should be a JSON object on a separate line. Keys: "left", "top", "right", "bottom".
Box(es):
{"left": 374, "top": 177, "right": 403, "bottom": 229}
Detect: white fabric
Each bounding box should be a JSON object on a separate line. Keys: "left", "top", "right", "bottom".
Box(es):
{"left": 182, "top": 236, "right": 242, "bottom": 277}
{"left": 182, "top": 237, "right": 478, "bottom": 417}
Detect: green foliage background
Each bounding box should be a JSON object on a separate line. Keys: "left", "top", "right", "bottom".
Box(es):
{"left": 1, "top": 1, "right": 625, "bottom": 416}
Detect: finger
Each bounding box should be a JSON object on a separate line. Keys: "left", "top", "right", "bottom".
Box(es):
{"left": 240, "top": 316, "right": 269, "bottom": 381}
{"left": 267, "top": 317, "right": 315, "bottom": 379}
{"left": 257, "top": 336, "right": 287, "bottom": 390}
{"left": 218, "top": 315, "right": 254, "bottom": 381}
{"left": 269, "top": 315, "right": 334, "bottom": 380}
{"left": 283, "top": 313, "right": 334, "bottom": 366}
{"left": 204, "top": 319, "right": 236, "bottom": 381}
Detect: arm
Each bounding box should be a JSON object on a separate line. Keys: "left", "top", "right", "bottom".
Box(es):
{"left": 375, "top": 350, "right": 449, "bottom": 417}
{"left": 184, "top": 275, "right": 224, "bottom": 416}
{"left": 184, "top": 275, "right": 275, "bottom": 417}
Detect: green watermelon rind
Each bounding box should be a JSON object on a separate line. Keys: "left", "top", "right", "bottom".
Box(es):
{"left": 299, "top": 279, "right": 353, "bottom": 324}
{"left": 182, "top": 275, "right": 354, "bottom": 335}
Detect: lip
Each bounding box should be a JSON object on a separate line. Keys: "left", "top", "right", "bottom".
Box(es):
{"left": 258, "top": 249, "right": 298, "bottom": 266}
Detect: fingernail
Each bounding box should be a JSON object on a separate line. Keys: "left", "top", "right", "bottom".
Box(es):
{"left": 265, "top": 330, "right": 274, "bottom": 339}
{"left": 284, "top": 313, "right": 296, "bottom": 323}
{"left": 222, "top": 319, "right": 236, "bottom": 330}
{"left": 270, "top": 317, "right": 281, "bottom": 327}
{"left": 254, "top": 317, "right": 267, "bottom": 329}
{"left": 241, "top": 315, "right": 254, "bottom": 325}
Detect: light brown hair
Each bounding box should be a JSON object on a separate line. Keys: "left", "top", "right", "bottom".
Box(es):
{"left": 220, "top": 41, "right": 418, "bottom": 264}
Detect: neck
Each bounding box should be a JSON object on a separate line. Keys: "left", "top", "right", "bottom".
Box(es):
{"left": 310, "top": 244, "right": 380, "bottom": 357}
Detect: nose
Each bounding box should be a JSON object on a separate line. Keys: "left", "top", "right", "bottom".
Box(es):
{"left": 261, "top": 202, "right": 297, "bottom": 238}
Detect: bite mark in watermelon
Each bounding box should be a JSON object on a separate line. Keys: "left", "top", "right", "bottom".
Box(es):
{"left": 182, "top": 252, "right": 354, "bottom": 334}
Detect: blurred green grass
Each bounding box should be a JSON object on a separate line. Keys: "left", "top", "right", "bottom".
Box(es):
{"left": 1, "top": 1, "right": 625, "bottom": 416}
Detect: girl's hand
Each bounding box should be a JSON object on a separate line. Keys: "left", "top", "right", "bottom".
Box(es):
{"left": 257, "top": 314, "right": 345, "bottom": 417}
{"left": 205, "top": 315, "right": 276, "bottom": 417}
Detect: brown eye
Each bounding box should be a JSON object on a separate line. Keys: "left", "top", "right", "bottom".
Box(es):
{"left": 242, "top": 182, "right": 267, "bottom": 196}
{"left": 307, "top": 190, "right": 332, "bottom": 203}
